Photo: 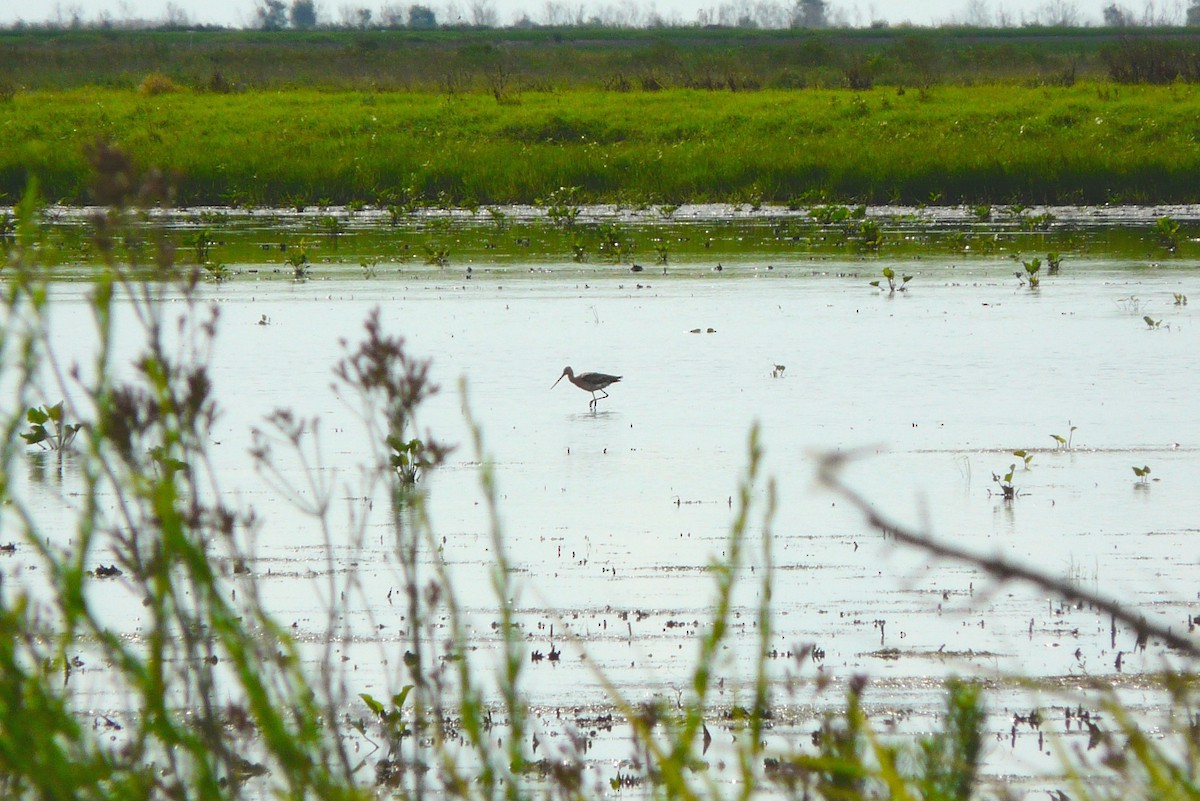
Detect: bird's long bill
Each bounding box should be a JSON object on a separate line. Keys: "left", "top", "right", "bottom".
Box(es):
{"left": 551, "top": 374, "right": 565, "bottom": 389}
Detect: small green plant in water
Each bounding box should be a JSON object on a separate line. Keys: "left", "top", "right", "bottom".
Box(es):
{"left": 1051, "top": 424, "right": 1077, "bottom": 450}
{"left": 487, "top": 207, "right": 509, "bottom": 230}
{"left": 854, "top": 219, "right": 882, "bottom": 250}
{"left": 870, "top": 266, "right": 911, "bottom": 293}
{"left": 1013, "top": 449, "right": 1033, "bottom": 469}
{"left": 360, "top": 257, "right": 379, "bottom": 278}
{"left": 1155, "top": 215, "right": 1180, "bottom": 249}
{"left": 285, "top": 242, "right": 311, "bottom": 278}
{"left": 1174, "top": 293, "right": 1188, "bottom": 306}
{"left": 319, "top": 214, "right": 345, "bottom": 246}
{"left": 1020, "top": 257, "right": 1041, "bottom": 288}
{"left": 356, "top": 686, "right": 414, "bottom": 761}
{"left": 190, "top": 228, "right": 213, "bottom": 264}
{"left": 991, "top": 464, "right": 1019, "bottom": 500}
{"left": 1046, "top": 251, "right": 1062, "bottom": 275}
{"left": 201, "top": 262, "right": 233, "bottom": 282}
{"left": 597, "top": 223, "right": 630, "bottom": 263}
{"left": 1144, "top": 315, "right": 1162, "bottom": 329}
{"left": 541, "top": 185, "right": 582, "bottom": 228}
{"left": 1133, "top": 464, "right": 1152, "bottom": 484}
{"left": 388, "top": 435, "right": 441, "bottom": 488}
{"left": 20, "top": 402, "right": 81, "bottom": 451}
{"left": 809, "top": 203, "right": 866, "bottom": 227}
{"left": 424, "top": 243, "right": 450, "bottom": 266}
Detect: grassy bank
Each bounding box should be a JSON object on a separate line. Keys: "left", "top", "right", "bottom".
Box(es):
{"left": 4, "top": 83, "right": 1200, "bottom": 206}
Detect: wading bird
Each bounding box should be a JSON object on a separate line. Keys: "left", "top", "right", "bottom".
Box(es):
{"left": 552, "top": 367, "right": 621, "bottom": 411}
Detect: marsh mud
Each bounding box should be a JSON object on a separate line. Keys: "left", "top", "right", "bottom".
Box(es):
{"left": 6, "top": 209, "right": 1200, "bottom": 795}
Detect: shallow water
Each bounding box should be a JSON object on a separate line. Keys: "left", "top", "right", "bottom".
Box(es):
{"left": 6, "top": 226, "right": 1200, "bottom": 792}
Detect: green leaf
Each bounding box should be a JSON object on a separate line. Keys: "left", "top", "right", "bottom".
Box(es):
{"left": 360, "top": 693, "right": 385, "bottom": 715}
{"left": 21, "top": 427, "right": 48, "bottom": 446}
{"left": 26, "top": 406, "right": 48, "bottom": 425}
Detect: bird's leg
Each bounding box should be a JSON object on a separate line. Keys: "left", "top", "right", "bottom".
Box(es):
{"left": 595, "top": 389, "right": 609, "bottom": 401}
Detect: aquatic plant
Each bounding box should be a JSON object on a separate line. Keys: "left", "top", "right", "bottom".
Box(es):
{"left": 20, "top": 401, "right": 81, "bottom": 452}
{"left": 319, "top": 214, "right": 345, "bottom": 244}
{"left": 1050, "top": 424, "right": 1077, "bottom": 450}
{"left": 1021, "top": 256, "right": 1041, "bottom": 288}
{"left": 1047, "top": 251, "right": 1063, "bottom": 275}
{"left": 810, "top": 204, "right": 862, "bottom": 225}
{"left": 991, "top": 463, "right": 1019, "bottom": 500}
{"left": 424, "top": 242, "right": 450, "bottom": 266}
{"left": 285, "top": 241, "right": 311, "bottom": 278}
{"left": 1020, "top": 211, "right": 1056, "bottom": 231}
{"left": 1154, "top": 215, "right": 1180, "bottom": 249}
{"left": 201, "top": 261, "right": 233, "bottom": 282}
{"left": 1133, "top": 464, "right": 1152, "bottom": 484}
{"left": 190, "top": 227, "right": 213, "bottom": 264}
{"left": 870, "top": 266, "right": 911, "bottom": 293}
{"left": 540, "top": 185, "right": 582, "bottom": 228}
{"left": 853, "top": 219, "right": 883, "bottom": 250}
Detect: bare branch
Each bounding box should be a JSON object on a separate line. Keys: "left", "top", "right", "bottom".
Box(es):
{"left": 816, "top": 448, "right": 1200, "bottom": 660}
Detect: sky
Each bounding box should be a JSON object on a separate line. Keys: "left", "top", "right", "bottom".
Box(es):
{"left": 0, "top": 0, "right": 1183, "bottom": 29}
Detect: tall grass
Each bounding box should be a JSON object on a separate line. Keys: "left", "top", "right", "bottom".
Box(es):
{"left": 2, "top": 151, "right": 1200, "bottom": 801}
{"left": 4, "top": 84, "right": 1200, "bottom": 207}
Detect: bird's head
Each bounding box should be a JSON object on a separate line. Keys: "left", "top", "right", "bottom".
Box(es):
{"left": 551, "top": 366, "right": 573, "bottom": 389}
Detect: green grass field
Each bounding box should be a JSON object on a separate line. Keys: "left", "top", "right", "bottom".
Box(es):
{"left": 3, "top": 82, "right": 1199, "bottom": 206}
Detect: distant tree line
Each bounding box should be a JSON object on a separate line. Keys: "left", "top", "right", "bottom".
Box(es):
{"left": 250, "top": 0, "right": 834, "bottom": 30}
{"left": 5, "top": 0, "right": 1199, "bottom": 30}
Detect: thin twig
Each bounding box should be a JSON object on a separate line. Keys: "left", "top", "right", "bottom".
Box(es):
{"left": 816, "top": 448, "right": 1200, "bottom": 661}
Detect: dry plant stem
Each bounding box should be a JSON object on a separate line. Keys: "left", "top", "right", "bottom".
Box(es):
{"left": 817, "top": 449, "right": 1200, "bottom": 660}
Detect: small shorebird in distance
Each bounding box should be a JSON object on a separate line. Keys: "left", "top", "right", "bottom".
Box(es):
{"left": 552, "top": 367, "right": 621, "bottom": 411}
